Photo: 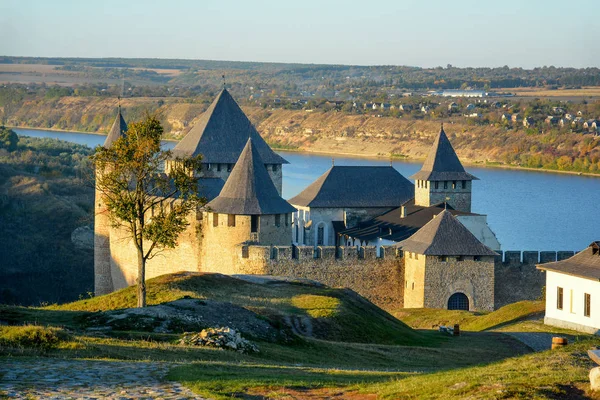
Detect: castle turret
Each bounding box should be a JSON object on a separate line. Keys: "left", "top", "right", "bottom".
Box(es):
{"left": 94, "top": 105, "right": 127, "bottom": 295}
{"left": 398, "top": 209, "right": 497, "bottom": 311}
{"left": 410, "top": 126, "right": 478, "bottom": 213}
{"left": 201, "top": 138, "right": 296, "bottom": 273}
{"left": 170, "top": 89, "right": 288, "bottom": 194}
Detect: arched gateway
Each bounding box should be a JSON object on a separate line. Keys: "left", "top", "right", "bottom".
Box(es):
{"left": 448, "top": 292, "right": 470, "bottom": 310}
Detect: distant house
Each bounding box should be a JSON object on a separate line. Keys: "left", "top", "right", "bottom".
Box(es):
{"left": 552, "top": 107, "right": 566, "bottom": 115}
{"left": 466, "top": 113, "right": 482, "bottom": 118}
{"left": 440, "top": 89, "right": 487, "bottom": 98}
{"left": 572, "top": 117, "right": 585, "bottom": 128}
{"left": 559, "top": 118, "right": 569, "bottom": 128}
{"left": 501, "top": 113, "right": 511, "bottom": 122}
{"left": 399, "top": 104, "right": 413, "bottom": 111}
{"left": 537, "top": 241, "right": 600, "bottom": 335}
{"left": 583, "top": 120, "right": 599, "bottom": 131}
{"left": 466, "top": 104, "right": 476, "bottom": 111}
{"left": 421, "top": 105, "right": 431, "bottom": 113}
{"left": 380, "top": 103, "right": 391, "bottom": 110}
{"left": 545, "top": 116, "right": 560, "bottom": 126}
{"left": 511, "top": 113, "right": 521, "bottom": 123}
{"left": 523, "top": 117, "right": 535, "bottom": 128}
{"left": 448, "top": 102, "right": 458, "bottom": 111}
{"left": 364, "top": 103, "right": 374, "bottom": 110}
{"left": 491, "top": 101, "right": 502, "bottom": 108}
{"left": 273, "top": 98, "right": 282, "bottom": 104}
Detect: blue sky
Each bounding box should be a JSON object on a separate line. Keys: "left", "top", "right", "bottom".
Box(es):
{"left": 1, "top": 0, "right": 598, "bottom": 68}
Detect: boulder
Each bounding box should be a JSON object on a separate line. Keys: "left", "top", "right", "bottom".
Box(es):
{"left": 591, "top": 367, "right": 600, "bottom": 391}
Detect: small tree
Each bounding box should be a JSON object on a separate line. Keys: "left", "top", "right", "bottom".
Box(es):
{"left": 0, "top": 126, "right": 19, "bottom": 152}
{"left": 92, "top": 115, "right": 205, "bottom": 307}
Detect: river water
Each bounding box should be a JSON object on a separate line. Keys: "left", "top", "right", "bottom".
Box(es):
{"left": 13, "top": 127, "right": 600, "bottom": 252}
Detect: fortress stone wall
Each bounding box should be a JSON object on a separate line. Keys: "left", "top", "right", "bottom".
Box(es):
{"left": 200, "top": 244, "right": 405, "bottom": 310}
{"left": 494, "top": 250, "right": 575, "bottom": 308}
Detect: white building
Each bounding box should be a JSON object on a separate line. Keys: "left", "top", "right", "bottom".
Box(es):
{"left": 537, "top": 241, "right": 600, "bottom": 335}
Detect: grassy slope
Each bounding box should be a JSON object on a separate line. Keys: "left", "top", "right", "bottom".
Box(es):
{"left": 366, "top": 339, "right": 600, "bottom": 399}
{"left": 51, "top": 272, "right": 426, "bottom": 346}
{"left": 395, "top": 301, "right": 546, "bottom": 331}
{"left": 5, "top": 279, "right": 598, "bottom": 399}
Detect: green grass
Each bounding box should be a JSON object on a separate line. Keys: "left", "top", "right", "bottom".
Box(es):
{"left": 364, "top": 338, "right": 600, "bottom": 399}
{"left": 395, "top": 301, "right": 546, "bottom": 331}
{"left": 5, "top": 277, "right": 598, "bottom": 399}
{"left": 50, "top": 272, "right": 427, "bottom": 346}
{"left": 0, "top": 325, "right": 71, "bottom": 350}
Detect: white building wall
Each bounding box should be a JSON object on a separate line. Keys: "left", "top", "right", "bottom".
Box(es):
{"left": 544, "top": 270, "right": 600, "bottom": 335}
{"left": 456, "top": 215, "right": 502, "bottom": 251}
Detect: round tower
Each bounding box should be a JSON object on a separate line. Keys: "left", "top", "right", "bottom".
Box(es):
{"left": 200, "top": 138, "right": 295, "bottom": 273}
{"left": 94, "top": 105, "right": 127, "bottom": 295}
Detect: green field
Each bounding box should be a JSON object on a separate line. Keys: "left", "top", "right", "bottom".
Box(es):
{"left": 1, "top": 273, "right": 599, "bottom": 399}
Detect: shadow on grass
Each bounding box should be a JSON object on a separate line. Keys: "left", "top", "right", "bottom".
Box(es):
{"left": 168, "top": 362, "right": 406, "bottom": 399}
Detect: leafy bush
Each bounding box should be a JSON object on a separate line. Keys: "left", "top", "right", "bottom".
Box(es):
{"left": 0, "top": 325, "right": 71, "bottom": 349}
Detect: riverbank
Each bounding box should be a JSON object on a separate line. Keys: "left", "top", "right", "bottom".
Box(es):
{"left": 12, "top": 124, "right": 600, "bottom": 178}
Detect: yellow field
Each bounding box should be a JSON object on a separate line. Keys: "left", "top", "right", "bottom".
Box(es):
{"left": 0, "top": 64, "right": 63, "bottom": 73}
{"left": 507, "top": 86, "right": 600, "bottom": 97}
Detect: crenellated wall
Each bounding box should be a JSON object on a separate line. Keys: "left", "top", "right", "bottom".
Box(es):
{"left": 493, "top": 250, "right": 576, "bottom": 308}
{"left": 215, "top": 245, "right": 406, "bottom": 310}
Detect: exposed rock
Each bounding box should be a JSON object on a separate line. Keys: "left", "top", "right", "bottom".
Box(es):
{"left": 86, "top": 298, "right": 285, "bottom": 342}
{"left": 179, "top": 327, "right": 259, "bottom": 353}
{"left": 71, "top": 225, "right": 94, "bottom": 250}
{"left": 591, "top": 367, "right": 600, "bottom": 391}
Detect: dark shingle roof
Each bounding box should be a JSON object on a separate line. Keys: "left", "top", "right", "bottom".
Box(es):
{"left": 198, "top": 178, "right": 225, "bottom": 202}
{"left": 395, "top": 209, "right": 497, "bottom": 256}
{"left": 288, "top": 166, "right": 414, "bottom": 208}
{"left": 410, "top": 127, "right": 478, "bottom": 181}
{"left": 103, "top": 107, "right": 127, "bottom": 148}
{"left": 172, "top": 89, "right": 287, "bottom": 165}
{"left": 537, "top": 242, "right": 600, "bottom": 281}
{"left": 340, "top": 199, "right": 478, "bottom": 242}
{"left": 207, "top": 138, "right": 296, "bottom": 215}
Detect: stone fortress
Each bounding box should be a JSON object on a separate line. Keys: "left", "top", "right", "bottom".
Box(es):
{"left": 95, "top": 89, "right": 573, "bottom": 311}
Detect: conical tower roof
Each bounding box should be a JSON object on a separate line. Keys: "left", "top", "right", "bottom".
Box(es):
{"left": 410, "top": 126, "right": 477, "bottom": 181}
{"left": 207, "top": 138, "right": 296, "bottom": 215}
{"left": 172, "top": 89, "right": 287, "bottom": 165}
{"left": 103, "top": 106, "right": 128, "bottom": 148}
{"left": 396, "top": 209, "right": 496, "bottom": 256}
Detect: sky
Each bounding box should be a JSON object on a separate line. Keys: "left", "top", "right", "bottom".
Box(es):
{"left": 1, "top": 0, "right": 599, "bottom": 68}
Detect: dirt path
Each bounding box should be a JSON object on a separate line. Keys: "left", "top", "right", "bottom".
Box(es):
{"left": 502, "top": 332, "right": 555, "bottom": 352}
{"left": 0, "top": 358, "right": 205, "bottom": 399}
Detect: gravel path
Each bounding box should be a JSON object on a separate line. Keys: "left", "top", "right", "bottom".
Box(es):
{"left": 502, "top": 332, "right": 555, "bottom": 352}
{"left": 0, "top": 358, "right": 205, "bottom": 399}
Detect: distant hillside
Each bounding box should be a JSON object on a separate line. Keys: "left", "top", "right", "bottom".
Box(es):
{"left": 5, "top": 96, "right": 600, "bottom": 175}
{"left": 0, "top": 136, "right": 94, "bottom": 305}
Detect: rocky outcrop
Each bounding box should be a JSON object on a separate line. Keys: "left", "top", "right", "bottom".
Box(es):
{"left": 179, "top": 327, "right": 259, "bottom": 353}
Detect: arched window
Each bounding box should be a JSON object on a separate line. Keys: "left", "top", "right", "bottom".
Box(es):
{"left": 448, "top": 293, "right": 469, "bottom": 310}
{"left": 317, "top": 224, "right": 325, "bottom": 246}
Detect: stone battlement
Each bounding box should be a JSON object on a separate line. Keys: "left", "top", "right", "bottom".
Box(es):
{"left": 495, "top": 250, "right": 576, "bottom": 265}
{"left": 242, "top": 245, "right": 395, "bottom": 262}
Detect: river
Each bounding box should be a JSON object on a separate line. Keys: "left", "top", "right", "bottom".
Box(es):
{"left": 13, "top": 127, "right": 600, "bottom": 252}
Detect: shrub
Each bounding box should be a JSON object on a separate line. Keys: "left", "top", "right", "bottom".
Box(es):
{"left": 0, "top": 325, "right": 70, "bottom": 349}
